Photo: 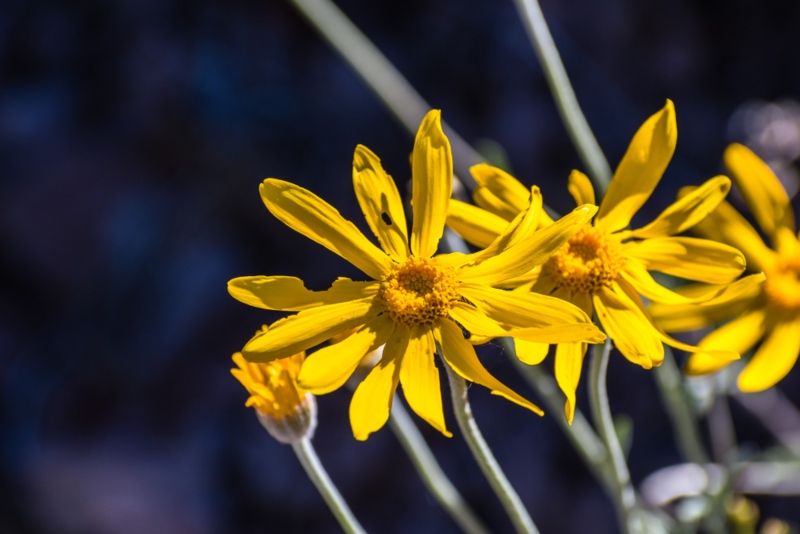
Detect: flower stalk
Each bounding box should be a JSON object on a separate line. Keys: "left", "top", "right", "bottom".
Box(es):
{"left": 444, "top": 363, "right": 540, "bottom": 534}
{"left": 388, "top": 399, "right": 490, "bottom": 534}
{"left": 588, "top": 339, "right": 641, "bottom": 534}
{"left": 511, "top": 0, "right": 612, "bottom": 192}
{"left": 292, "top": 437, "right": 367, "bottom": 534}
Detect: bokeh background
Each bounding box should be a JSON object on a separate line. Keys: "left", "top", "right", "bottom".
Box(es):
{"left": 3, "top": 0, "right": 800, "bottom": 532}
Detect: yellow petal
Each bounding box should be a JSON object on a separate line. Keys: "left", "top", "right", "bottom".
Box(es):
{"left": 242, "top": 297, "right": 379, "bottom": 362}
{"left": 411, "top": 110, "right": 452, "bottom": 258}
{"left": 738, "top": 317, "right": 800, "bottom": 392}
{"left": 514, "top": 339, "right": 549, "bottom": 365}
{"left": 435, "top": 319, "right": 543, "bottom": 415}
{"left": 470, "top": 163, "right": 530, "bottom": 221}
{"left": 228, "top": 276, "right": 379, "bottom": 311}
{"left": 298, "top": 315, "right": 394, "bottom": 394}
{"left": 458, "top": 284, "right": 592, "bottom": 328}
{"left": 555, "top": 342, "right": 586, "bottom": 425}
{"left": 446, "top": 199, "right": 509, "bottom": 249}
{"left": 260, "top": 179, "right": 393, "bottom": 280}
{"left": 399, "top": 326, "right": 452, "bottom": 437}
{"left": 647, "top": 274, "right": 766, "bottom": 332}
{"left": 725, "top": 143, "right": 795, "bottom": 237}
{"left": 630, "top": 175, "right": 731, "bottom": 238}
{"left": 352, "top": 144, "right": 410, "bottom": 261}
{"left": 596, "top": 100, "right": 677, "bottom": 233}
{"left": 687, "top": 193, "right": 778, "bottom": 273}
{"left": 621, "top": 259, "right": 723, "bottom": 305}
{"left": 594, "top": 287, "right": 664, "bottom": 369}
{"left": 459, "top": 204, "right": 597, "bottom": 285}
{"left": 448, "top": 301, "right": 510, "bottom": 338}
{"left": 684, "top": 309, "right": 765, "bottom": 376}
{"left": 615, "top": 278, "right": 738, "bottom": 361}
{"left": 512, "top": 323, "right": 606, "bottom": 344}
{"left": 567, "top": 170, "right": 595, "bottom": 207}
{"left": 349, "top": 326, "right": 408, "bottom": 440}
{"left": 624, "top": 236, "right": 746, "bottom": 284}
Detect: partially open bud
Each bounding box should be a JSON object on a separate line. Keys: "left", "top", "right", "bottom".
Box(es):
{"left": 231, "top": 328, "right": 317, "bottom": 444}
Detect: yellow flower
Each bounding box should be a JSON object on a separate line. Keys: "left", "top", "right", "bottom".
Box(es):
{"left": 649, "top": 143, "right": 798, "bottom": 393}
{"left": 447, "top": 100, "right": 747, "bottom": 423}
{"left": 231, "top": 331, "right": 316, "bottom": 444}
{"left": 229, "top": 110, "right": 605, "bottom": 440}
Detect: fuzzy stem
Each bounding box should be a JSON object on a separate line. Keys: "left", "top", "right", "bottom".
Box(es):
{"left": 445, "top": 364, "right": 540, "bottom": 534}
{"left": 588, "top": 339, "right": 641, "bottom": 534}
{"left": 292, "top": 437, "right": 367, "bottom": 534}
{"left": 511, "top": 0, "right": 612, "bottom": 192}
{"left": 389, "top": 399, "right": 490, "bottom": 534}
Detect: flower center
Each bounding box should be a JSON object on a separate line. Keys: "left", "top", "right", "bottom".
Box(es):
{"left": 542, "top": 225, "right": 625, "bottom": 295}
{"left": 380, "top": 257, "right": 459, "bottom": 327}
{"left": 765, "top": 257, "right": 800, "bottom": 316}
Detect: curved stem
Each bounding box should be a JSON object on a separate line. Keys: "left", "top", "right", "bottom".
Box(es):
{"left": 511, "top": 0, "right": 612, "bottom": 192}
{"left": 588, "top": 339, "right": 640, "bottom": 534}
{"left": 389, "top": 399, "right": 490, "bottom": 534}
{"left": 444, "top": 364, "right": 540, "bottom": 534}
{"left": 292, "top": 437, "right": 367, "bottom": 534}
{"left": 652, "top": 347, "right": 709, "bottom": 465}
{"left": 287, "top": 0, "right": 481, "bottom": 188}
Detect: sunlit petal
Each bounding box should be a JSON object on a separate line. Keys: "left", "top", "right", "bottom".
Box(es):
{"left": 514, "top": 339, "right": 549, "bottom": 365}
{"left": 242, "top": 297, "right": 380, "bottom": 362}
{"left": 260, "top": 179, "right": 393, "bottom": 279}
{"left": 228, "top": 276, "right": 379, "bottom": 311}
{"left": 411, "top": 110, "right": 452, "bottom": 258}
{"left": 298, "top": 314, "right": 395, "bottom": 394}
{"left": 435, "top": 319, "right": 543, "bottom": 415}
{"left": 738, "top": 317, "right": 800, "bottom": 393}
{"left": 630, "top": 175, "right": 730, "bottom": 238}
{"left": 594, "top": 287, "right": 664, "bottom": 369}
{"left": 725, "top": 143, "right": 795, "bottom": 237}
{"left": 447, "top": 199, "right": 509, "bottom": 249}
{"left": 352, "top": 144, "right": 410, "bottom": 261}
{"left": 349, "top": 326, "right": 408, "bottom": 440}
{"left": 567, "top": 170, "right": 596, "bottom": 207}
{"left": 596, "top": 100, "right": 677, "bottom": 232}
{"left": 400, "top": 326, "right": 451, "bottom": 437}
{"left": 684, "top": 309, "right": 765, "bottom": 376}
{"left": 624, "top": 236, "right": 746, "bottom": 284}
{"left": 470, "top": 163, "right": 531, "bottom": 221}
{"left": 555, "top": 342, "right": 586, "bottom": 425}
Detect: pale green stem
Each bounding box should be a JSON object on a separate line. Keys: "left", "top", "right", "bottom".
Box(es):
{"left": 653, "top": 347, "right": 709, "bottom": 465}
{"left": 292, "top": 437, "right": 366, "bottom": 534}
{"left": 287, "top": 0, "right": 481, "bottom": 187}
{"left": 388, "top": 399, "right": 490, "bottom": 534}
{"left": 501, "top": 339, "right": 615, "bottom": 493}
{"left": 511, "top": 0, "right": 612, "bottom": 192}
{"left": 444, "top": 364, "right": 540, "bottom": 534}
{"left": 588, "top": 339, "right": 641, "bottom": 534}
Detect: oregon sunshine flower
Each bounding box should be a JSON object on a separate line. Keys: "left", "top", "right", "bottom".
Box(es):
{"left": 231, "top": 328, "right": 317, "bottom": 444}
{"left": 447, "top": 100, "right": 747, "bottom": 423}
{"left": 649, "top": 143, "right": 798, "bottom": 392}
{"left": 228, "top": 110, "right": 606, "bottom": 440}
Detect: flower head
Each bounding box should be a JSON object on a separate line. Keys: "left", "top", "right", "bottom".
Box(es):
{"left": 231, "top": 330, "right": 316, "bottom": 444}
{"left": 229, "top": 110, "right": 605, "bottom": 440}
{"left": 447, "top": 101, "right": 747, "bottom": 423}
{"left": 650, "top": 143, "right": 798, "bottom": 392}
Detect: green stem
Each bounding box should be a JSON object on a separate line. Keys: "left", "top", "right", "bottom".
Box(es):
{"left": 287, "top": 0, "right": 481, "bottom": 188}
{"left": 444, "top": 364, "right": 540, "bottom": 534}
{"left": 292, "top": 437, "right": 367, "bottom": 534}
{"left": 511, "top": 0, "right": 612, "bottom": 192}
{"left": 502, "top": 339, "right": 615, "bottom": 493}
{"left": 389, "top": 399, "right": 490, "bottom": 534}
{"left": 652, "top": 347, "right": 710, "bottom": 465}
{"left": 588, "top": 339, "right": 640, "bottom": 534}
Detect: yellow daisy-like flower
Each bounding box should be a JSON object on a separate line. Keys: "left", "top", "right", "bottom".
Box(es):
{"left": 228, "top": 110, "right": 606, "bottom": 440}
{"left": 649, "top": 143, "right": 798, "bottom": 393}
{"left": 231, "top": 333, "right": 316, "bottom": 444}
{"left": 447, "top": 100, "right": 747, "bottom": 423}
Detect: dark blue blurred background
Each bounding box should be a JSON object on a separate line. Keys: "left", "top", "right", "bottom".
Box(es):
{"left": 3, "top": 0, "right": 800, "bottom": 532}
